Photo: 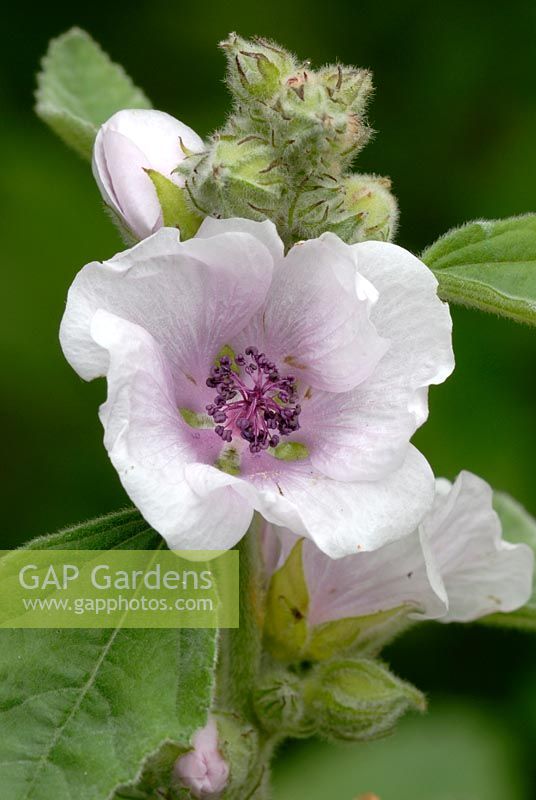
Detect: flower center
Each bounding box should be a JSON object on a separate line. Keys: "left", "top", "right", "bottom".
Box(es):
{"left": 205, "top": 347, "right": 301, "bottom": 454}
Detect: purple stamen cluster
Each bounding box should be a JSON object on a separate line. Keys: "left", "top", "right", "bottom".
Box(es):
{"left": 206, "top": 346, "right": 301, "bottom": 454}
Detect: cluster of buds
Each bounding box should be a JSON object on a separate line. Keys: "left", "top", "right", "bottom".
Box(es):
{"left": 253, "top": 659, "right": 424, "bottom": 744}
{"left": 177, "top": 34, "right": 398, "bottom": 246}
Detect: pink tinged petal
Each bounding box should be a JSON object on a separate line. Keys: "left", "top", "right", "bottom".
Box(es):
{"left": 235, "top": 234, "right": 389, "bottom": 393}
{"left": 173, "top": 719, "right": 230, "bottom": 798}
{"left": 300, "top": 386, "right": 416, "bottom": 482}
{"left": 425, "top": 471, "right": 534, "bottom": 622}
{"left": 91, "top": 310, "right": 253, "bottom": 550}
{"left": 92, "top": 109, "right": 204, "bottom": 239}
{"left": 249, "top": 445, "right": 436, "bottom": 558}
{"left": 299, "top": 237, "right": 455, "bottom": 482}
{"left": 60, "top": 225, "right": 274, "bottom": 407}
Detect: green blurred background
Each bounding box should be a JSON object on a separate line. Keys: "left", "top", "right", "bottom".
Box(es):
{"left": 2, "top": 0, "right": 536, "bottom": 797}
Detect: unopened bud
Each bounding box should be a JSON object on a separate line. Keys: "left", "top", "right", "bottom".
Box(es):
{"left": 221, "top": 33, "right": 296, "bottom": 102}
{"left": 173, "top": 718, "right": 229, "bottom": 798}
{"left": 92, "top": 109, "right": 203, "bottom": 240}
{"left": 253, "top": 667, "right": 313, "bottom": 738}
{"left": 303, "top": 658, "right": 425, "bottom": 742}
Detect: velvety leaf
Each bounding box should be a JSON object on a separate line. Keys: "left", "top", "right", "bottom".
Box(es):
{"left": 0, "top": 511, "right": 217, "bottom": 799}
{"left": 422, "top": 215, "right": 536, "bottom": 325}
{"left": 36, "top": 28, "right": 151, "bottom": 159}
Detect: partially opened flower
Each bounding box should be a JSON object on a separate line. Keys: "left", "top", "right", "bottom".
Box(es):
{"left": 60, "top": 217, "right": 454, "bottom": 555}
{"left": 92, "top": 108, "right": 203, "bottom": 240}
{"left": 262, "top": 471, "right": 533, "bottom": 659}
{"left": 173, "top": 718, "right": 229, "bottom": 798}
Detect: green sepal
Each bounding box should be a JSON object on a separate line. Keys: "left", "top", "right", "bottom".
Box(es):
{"left": 307, "top": 606, "right": 410, "bottom": 661}
{"left": 212, "top": 712, "right": 260, "bottom": 799}
{"left": 146, "top": 169, "right": 204, "bottom": 240}
{"left": 264, "top": 539, "right": 309, "bottom": 662}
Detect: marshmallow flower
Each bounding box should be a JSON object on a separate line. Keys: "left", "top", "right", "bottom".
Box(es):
{"left": 92, "top": 109, "right": 203, "bottom": 240}
{"left": 263, "top": 471, "right": 533, "bottom": 625}
{"left": 60, "top": 217, "right": 454, "bottom": 556}
{"left": 173, "top": 719, "right": 229, "bottom": 798}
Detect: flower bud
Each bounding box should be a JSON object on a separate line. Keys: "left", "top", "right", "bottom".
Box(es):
{"left": 92, "top": 108, "right": 203, "bottom": 240}
{"left": 253, "top": 667, "right": 313, "bottom": 738}
{"left": 303, "top": 658, "right": 425, "bottom": 742}
{"left": 339, "top": 173, "right": 399, "bottom": 242}
{"left": 220, "top": 33, "right": 296, "bottom": 102}
{"left": 173, "top": 718, "right": 229, "bottom": 798}
{"left": 292, "top": 173, "right": 398, "bottom": 244}
{"left": 177, "top": 133, "right": 282, "bottom": 223}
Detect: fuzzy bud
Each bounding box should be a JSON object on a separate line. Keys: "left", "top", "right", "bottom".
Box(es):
{"left": 295, "top": 173, "right": 398, "bottom": 243}
{"left": 303, "top": 659, "right": 425, "bottom": 742}
{"left": 178, "top": 34, "right": 393, "bottom": 246}
{"left": 220, "top": 33, "right": 296, "bottom": 102}
{"left": 177, "top": 133, "right": 282, "bottom": 222}
{"left": 253, "top": 667, "right": 313, "bottom": 738}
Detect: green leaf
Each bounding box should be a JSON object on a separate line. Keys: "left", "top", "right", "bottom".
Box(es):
{"left": 0, "top": 511, "right": 218, "bottom": 799}
{"left": 36, "top": 28, "right": 151, "bottom": 160}
{"left": 24, "top": 507, "right": 161, "bottom": 551}
{"left": 482, "top": 492, "right": 536, "bottom": 630}
{"left": 146, "top": 170, "right": 204, "bottom": 240}
{"left": 422, "top": 214, "right": 536, "bottom": 325}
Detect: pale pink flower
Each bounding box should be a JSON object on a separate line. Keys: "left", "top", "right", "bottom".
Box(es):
{"left": 60, "top": 218, "right": 454, "bottom": 556}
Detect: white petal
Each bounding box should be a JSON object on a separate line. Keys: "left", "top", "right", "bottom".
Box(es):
{"left": 91, "top": 310, "right": 253, "bottom": 550}
{"left": 234, "top": 235, "right": 388, "bottom": 393}
{"left": 425, "top": 471, "right": 534, "bottom": 622}
{"left": 248, "top": 445, "right": 436, "bottom": 558}
{"left": 60, "top": 225, "right": 274, "bottom": 406}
